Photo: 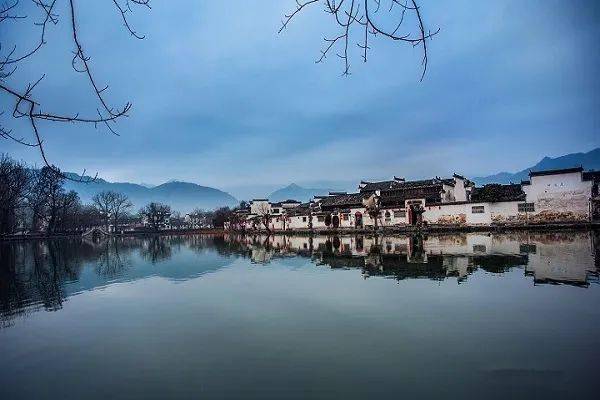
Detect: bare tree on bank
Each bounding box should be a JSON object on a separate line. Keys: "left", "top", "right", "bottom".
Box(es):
{"left": 92, "top": 191, "right": 114, "bottom": 233}
{"left": 139, "top": 202, "right": 171, "bottom": 232}
{"left": 92, "top": 190, "right": 132, "bottom": 232}
{"left": 27, "top": 166, "right": 53, "bottom": 232}
{"left": 26, "top": 164, "right": 78, "bottom": 234}
{"left": 188, "top": 208, "right": 211, "bottom": 228}
{"left": 43, "top": 168, "right": 79, "bottom": 233}
{"left": 1, "top": 0, "right": 436, "bottom": 175}
{"left": 0, "top": 154, "right": 116, "bottom": 235}
{"left": 0, "top": 154, "right": 29, "bottom": 234}
{"left": 111, "top": 192, "right": 132, "bottom": 232}
{"left": 211, "top": 207, "right": 232, "bottom": 229}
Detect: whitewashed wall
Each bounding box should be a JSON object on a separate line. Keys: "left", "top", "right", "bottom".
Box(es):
{"left": 523, "top": 171, "right": 592, "bottom": 220}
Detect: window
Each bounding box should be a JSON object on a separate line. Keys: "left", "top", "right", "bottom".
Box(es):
{"left": 471, "top": 206, "right": 485, "bottom": 214}
{"left": 272, "top": 208, "right": 280, "bottom": 214}
{"left": 356, "top": 238, "right": 363, "bottom": 251}
{"left": 518, "top": 202, "right": 535, "bottom": 212}
{"left": 385, "top": 211, "right": 391, "bottom": 221}
{"left": 519, "top": 244, "right": 537, "bottom": 254}
{"left": 342, "top": 214, "right": 349, "bottom": 221}
{"left": 302, "top": 217, "right": 307, "bottom": 222}
{"left": 473, "top": 245, "right": 487, "bottom": 253}
{"left": 394, "top": 210, "right": 406, "bottom": 218}
{"left": 317, "top": 216, "right": 325, "bottom": 222}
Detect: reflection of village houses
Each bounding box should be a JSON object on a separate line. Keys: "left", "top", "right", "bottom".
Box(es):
{"left": 226, "top": 167, "right": 600, "bottom": 232}
{"left": 225, "top": 231, "right": 600, "bottom": 287}
{"left": 2, "top": 231, "right": 598, "bottom": 327}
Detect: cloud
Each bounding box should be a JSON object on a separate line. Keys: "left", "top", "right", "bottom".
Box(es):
{"left": 1, "top": 0, "right": 598, "bottom": 197}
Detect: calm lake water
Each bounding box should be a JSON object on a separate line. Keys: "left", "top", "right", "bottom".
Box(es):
{"left": 1, "top": 231, "right": 599, "bottom": 399}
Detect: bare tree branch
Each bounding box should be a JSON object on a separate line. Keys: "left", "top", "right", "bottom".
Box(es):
{"left": 280, "top": 0, "right": 439, "bottom": 79}
{"left": 0, "top": 0, "right": 150, "bottom": 180}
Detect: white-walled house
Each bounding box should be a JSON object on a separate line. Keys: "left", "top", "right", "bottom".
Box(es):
{"left": 227, "top": 168, "right": 600, "bottom": 231}
{"left": 423, "top": 168, "right": 599, "bottom": 225}
{"left": 521, "top": 167, "right": 593, "bottom": 221}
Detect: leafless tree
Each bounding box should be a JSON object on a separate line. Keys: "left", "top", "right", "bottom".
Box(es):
{"left": 0, "top": 0, "right": 151, "bottom": 178}
{"left": 66, "top": 203, "right": 102, "bottom": 231}
{"left": 92, "top": 191, "right": 115, "bottom": 232}
{"left": 211, "top": 207, "right": 232, "bottom": 228}
{"left": 44, "top": 171, "right": 78, "bottom": 233}
{"left": 0, "top": 153, "right": 30, "bottom": 234}
{"left": 188, "top": 208, "right": 209, "bottom": 228}
{"left": 279, "top": 0, "right": 438, "bottom": 77}
{"left": 139, "top": 201, "right": 170, "bottom": 232}
{"left": 255, "top": 202, "right": 273, "bottom": 233}
{"left": 228, "top": 211, "right": 247, "bottom": 231}
{"left": 170, "top": 211, "right": 185, "bottom": 229}
{"left": 26, "top": 165, "right": 55, "bottom": 232}
{"left": 92, "top": 190, "right": 132, "bottom": 232}
{"left": 363, "top": 192, "right": 381, "bottom": 230}
{"left": 22, "top": 164, "right": 73, "bottom": 234}
{"left": 111, "top": 191, "right": 132, "bottom": 232}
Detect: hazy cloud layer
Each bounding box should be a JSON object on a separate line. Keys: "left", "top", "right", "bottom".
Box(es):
{"left": 1, "top": 0, "right": 598, "bottom": 198}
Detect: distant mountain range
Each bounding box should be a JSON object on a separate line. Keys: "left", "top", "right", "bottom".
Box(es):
{"left": 472, "top": 147, "right": 600, "bottom": 185}
{"left": 265, "top": 148, "right": 600, "bottom": 202}
{"left": 64, "top": 175, "right": 238, "bottom": 213}
{"left": 62, "top": 148, "right": 599, "bottom": 211}
{"left": 268, "top": 183, "right": 333, "bottom": 203}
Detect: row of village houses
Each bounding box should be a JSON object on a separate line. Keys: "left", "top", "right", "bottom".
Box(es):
{"left": 225, "top": 167, "right": 600, "bottom": 231}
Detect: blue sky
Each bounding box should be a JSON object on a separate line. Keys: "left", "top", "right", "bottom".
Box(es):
{"left": 1, "top": 0, "right": 599, "bottom": 198}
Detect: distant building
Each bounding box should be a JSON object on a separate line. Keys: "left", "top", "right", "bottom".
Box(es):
{"left": 226, "top": 167, "right": 600, "bottom": 231}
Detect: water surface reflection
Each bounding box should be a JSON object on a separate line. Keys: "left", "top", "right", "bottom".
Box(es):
{"left": 1, "top": 231, "right": 598, "bottom": 327}
{"left": 0, "top": 235, "right": 233, "bottom": 326}
{"left": 1, "top": 231, "right": 599, "bottom": 399}
{"left": 226, "top": 231, "right": 600, "bottom": 286}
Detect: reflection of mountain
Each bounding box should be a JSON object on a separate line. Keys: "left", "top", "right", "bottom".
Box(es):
{"left": 0, "top": 236, "right": 235, "bottom": 326}
{"left": 2, "top": 231, "right": 598, "bottom": 326}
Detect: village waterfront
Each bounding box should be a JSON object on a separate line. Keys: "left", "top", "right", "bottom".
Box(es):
{"left": 1, "top": 231, "right": 599, "bottom": 399}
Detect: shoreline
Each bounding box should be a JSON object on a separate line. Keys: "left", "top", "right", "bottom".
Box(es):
{"left": 229, "top": 221, "right": 600, "bottom": 236}
{"left": 2, "top": 222, "right": 599, "bottom": 242}
{"left": 0, "top": 228, "right": 225, "bottom": 242}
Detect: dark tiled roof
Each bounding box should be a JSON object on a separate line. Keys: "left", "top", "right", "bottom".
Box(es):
{"left": 287, "top": 203, "right": 312, "bottom": 216}
{"left": 470, "top": 184, "right": 526, "bottom": 203}
{"left": 319, "top": 193, "right": 366, "bottom": 209}
{"left": 360, "top": 178, "right": 454, "bottom": 193}
{"left": 281, "top": 199, "right": 302, "bottom": 204}
{"left": 529, "top": 167, "right": 583, "bottom": 177}
{"left": 360, "top": 180, "right": 397, "bottom": 191}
